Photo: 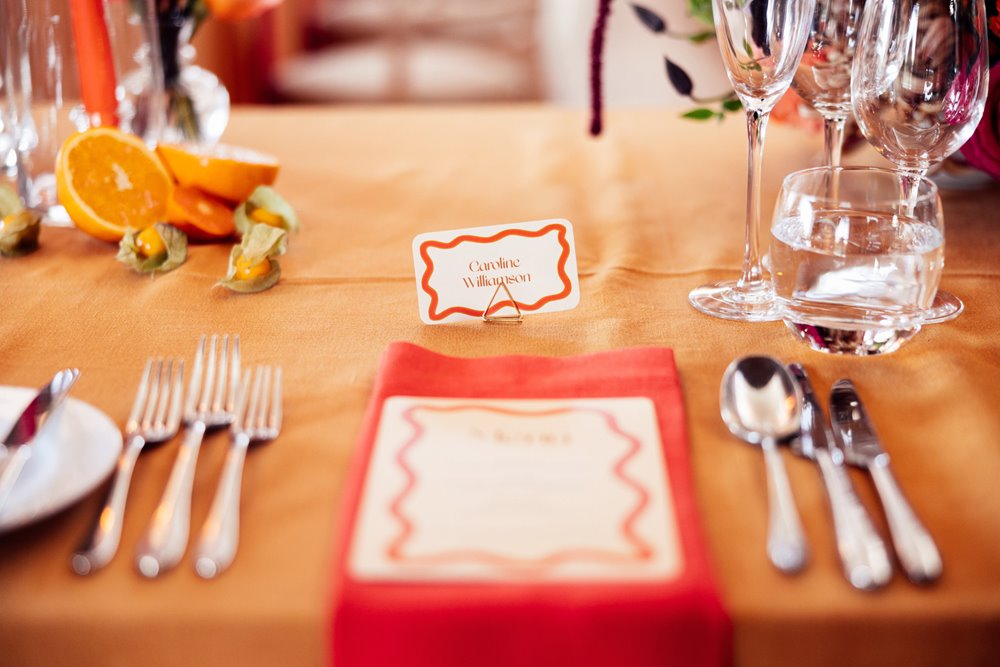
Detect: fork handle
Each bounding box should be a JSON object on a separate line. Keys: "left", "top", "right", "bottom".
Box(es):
{"left": 135, "top": 422, "right": 206, "bottom": 577}
{"left": 71, "top": 435, "right": 145, "bottom": 575}
{"left": 194, "top": 433, "right": 250, "bottom": 579}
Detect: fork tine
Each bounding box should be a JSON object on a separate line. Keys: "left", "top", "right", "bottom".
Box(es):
{"left": 152, "top": 359, "right": 173, "bottom": 429}
{"left": 126, "top": 359, "right": 154, "bottom": 433}
{"left": 245, "top": 366, "right": 265, "bottom": 433}
{"left": 165, "top": 359, "right": 184, "bottom": 434}
{"left": 255, "top": 367, "right": 272, "bottom": 433}
{"left": 211, "top": 334, "right": 228, "bottom": 413}
{"left": 270, "top": 367, "right": 282, "bottom": 434}
{"left": 201, "top": 335, "right": 219, "bottom": 414}
{"left": 230, "top": 372, "right": 252, "bottom": 434}
{"left": 227, "top": 335, "right": 241, "bottom": 414}
{"left": 141, "top": 360, "right": 163, "bottom": 431}
{"left": 185, "top": 335, "right": 207, "bottom": 418}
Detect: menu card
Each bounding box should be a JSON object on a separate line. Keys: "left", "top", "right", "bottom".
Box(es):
{"left": 350, "top": 396, "right": 682, "bottom": 582}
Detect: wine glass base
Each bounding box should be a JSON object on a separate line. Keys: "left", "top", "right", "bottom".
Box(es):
{"left": 688, "top": 280, "right": 783, "bottom": 322}
{"left": 922, "top": 290, "right": 964, "bottom": 324}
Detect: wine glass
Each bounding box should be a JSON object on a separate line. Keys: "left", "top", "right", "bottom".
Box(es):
{"left": 689, "top": 0, "right": 816, "bottom": 321}
{"left": 792, "top": 0, "right": 866, "bottom": 167}
{"left": 851, "top": 0, "right": 989, "bottom": 322}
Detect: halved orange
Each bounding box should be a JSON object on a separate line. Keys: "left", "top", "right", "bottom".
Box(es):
{"left": 156, "top": 143, "right": 280, "bottom": 203}
{"left": 56, "top": 128, "right": 173, "bottom": 243}
{"left": 166, "top": 185, "right": 236, "bottom": 241}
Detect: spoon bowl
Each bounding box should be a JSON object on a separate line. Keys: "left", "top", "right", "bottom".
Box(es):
{"left": 721, "top": 355, "right": 808, "bottom": 573}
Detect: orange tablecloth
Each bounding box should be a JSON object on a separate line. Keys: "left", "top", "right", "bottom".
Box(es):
{"left": 1, "top": 106, "right": 999, "bottom": 666}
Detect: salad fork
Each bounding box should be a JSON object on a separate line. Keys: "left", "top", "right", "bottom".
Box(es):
{"left": 136, "top": 334, "right": 240, "bottom": 578}
{"left": 194, "top": 365, "right": 282, "bottom": 579}
{"left": 71, "top": 358, "right": 184, "bottom": 575}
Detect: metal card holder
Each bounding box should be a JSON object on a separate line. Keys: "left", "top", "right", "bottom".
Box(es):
{"left": 482, "top": 283, "right": 523, "bottom": 324}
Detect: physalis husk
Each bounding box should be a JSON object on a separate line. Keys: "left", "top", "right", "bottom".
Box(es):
{"left": 116, "top": 222, "right": 188, "bottom": 274}
{"left": 0, "top": 183, "right": 41, "bottom": 257}
{"left": 234, "top": 185, "right": 299, "bottom": 235}
{"left": 217, "top": 223, "right": 288, "bottom": 293}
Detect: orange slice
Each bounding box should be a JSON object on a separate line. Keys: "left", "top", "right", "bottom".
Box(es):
{"left": 157, "top": 143, "right": 280, "bottom": 203}
{"left": 166, "top": 185, "right": 236, "bottom": 241}
{"left": 56, "top": 128, "right": 173, "bottom": 243}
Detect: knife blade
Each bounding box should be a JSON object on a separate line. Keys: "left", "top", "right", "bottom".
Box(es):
{"left": 0, "top": 368, "right": 81, "bottom": 516}
{"left": 787, "top": 364, "right": 891, "bottom": 590}
{"left": 829, "top": 379, "right": 942, "bottom": 584}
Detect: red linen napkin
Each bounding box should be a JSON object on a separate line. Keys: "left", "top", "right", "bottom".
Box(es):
{"left": 330, "top": 342, "right": 731, "bottom": 667}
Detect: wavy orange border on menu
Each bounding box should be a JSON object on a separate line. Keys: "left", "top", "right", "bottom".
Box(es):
{"left": 418, "top": 223, "right": 573, "bottom": 321}
{"left": 385, "top": 403, "right": 653, "bottom": 571}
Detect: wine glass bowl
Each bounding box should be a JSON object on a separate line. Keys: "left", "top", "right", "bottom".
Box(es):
{"left": 792, "top": 0, "right": 866, "bottom": 166}
{"left": 689, "top": 0, "right": 816, "bottom": 321}
{"left": 714, "top": 0, "right": 816, "bottom": 112}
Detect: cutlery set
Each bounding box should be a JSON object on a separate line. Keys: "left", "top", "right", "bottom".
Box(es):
{"left": 70, "top": 334, "right": 282, "bottom": 579}
{"left": 722, "top": 355, "right": 942, "bottom": 590}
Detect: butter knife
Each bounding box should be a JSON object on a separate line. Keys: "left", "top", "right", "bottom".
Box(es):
{"left": 0, "top": 368, "right": 81, "bottom": 516}
{"left": 787, "top": 365, "right": 892, "bottom": 590}
{"left": 829, "top": 379, "right": 942, "bottom": 584}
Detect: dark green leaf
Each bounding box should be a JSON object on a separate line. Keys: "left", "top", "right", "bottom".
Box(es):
{"left": 665, "top": 58, "right": 694, "bottom": 97}
{"left": 687, "top": 30, "right": 716, "bottom": 44}
{"left": 682, "top": 109, "right": 717, "bottom": 120}
{"left": 722, "top": 98, "right": 743, "bottom": 112}
{"left": 630, "top": 3, "right": 667, "bottom": 33}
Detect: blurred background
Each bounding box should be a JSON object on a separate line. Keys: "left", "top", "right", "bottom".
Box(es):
{"left": 194, "top": 0, "right": 729, "bottom": 107}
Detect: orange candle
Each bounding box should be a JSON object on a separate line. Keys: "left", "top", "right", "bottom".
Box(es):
{"left": 69, "top": 0, "right": 119, "bottom": 127}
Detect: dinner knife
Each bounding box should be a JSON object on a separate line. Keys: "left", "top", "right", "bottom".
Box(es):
{"left": 0, "top": 368, "right": 81, "bottom": 516}
{"left": 829, "top": 379, "right": 943, "bottom": 584}
{"left": 787, "top": 364, "right": 892, "bottom": 590}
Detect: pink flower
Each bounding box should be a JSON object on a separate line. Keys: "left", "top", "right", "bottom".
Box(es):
{"left": 961, "top": 62, "right": 1000, "bottom": 180}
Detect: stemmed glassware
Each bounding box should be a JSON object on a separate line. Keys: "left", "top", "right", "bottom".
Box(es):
{"left": 689, "top": 0, "right": 816, "bottom": 321}
{"left": 851, "top": 0, "right": 989, "bottom": 322}
{"left": 792, "top": 0, "right": 866, "bottom": 167}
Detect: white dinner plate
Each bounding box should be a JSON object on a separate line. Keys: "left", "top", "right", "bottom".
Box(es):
{"left": 0, "top": 385, "right": 122, "bottom": 533}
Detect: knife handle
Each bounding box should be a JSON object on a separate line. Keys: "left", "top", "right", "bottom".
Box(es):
{"left": 816, "top": 450, "right": 892, "bottom": 590}
{"left": 135, "top": 422, "right": 206, "bottom": 578}
{"left": 869, "top": 456, "right": 942, "bottom": 584}
{"left": 71, "top": 435, "right": 145, "bottom": 575}
{"left": 762, "top": 439, "right": 808, "bottom": 573}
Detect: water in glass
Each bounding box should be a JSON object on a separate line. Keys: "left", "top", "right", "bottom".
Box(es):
{"left": 770, "top": 167, "right": 944, "bottom": 355}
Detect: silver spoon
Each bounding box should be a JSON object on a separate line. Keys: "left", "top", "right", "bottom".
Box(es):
{"left": 721, "top": 356, "right": 809, "bottom": 573}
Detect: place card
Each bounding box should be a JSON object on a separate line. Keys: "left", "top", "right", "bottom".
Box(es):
{"left": 412, "top": 219, "right": 580, "bottom": 324}
{"left": 349, "top": 396, "right": 683, "bottom": 582}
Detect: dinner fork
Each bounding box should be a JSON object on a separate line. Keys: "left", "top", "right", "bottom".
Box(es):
{"left": 71, "top": 358, "right": 184, "bottom": 575}
{"left": 193, "top": 365, "right": 282, "bottom": 579}
{"left": 136, "top": 334, "right": 240, "bottom": 578}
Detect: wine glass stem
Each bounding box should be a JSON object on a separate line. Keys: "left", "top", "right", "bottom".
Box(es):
{"left": 899, "top": 168, "right": 925, "bottom": 216}
{"left": 823, "top": 116, "right": 846, "bottom": 168}
{"left": 739, "top": 108, "right": 770, "bottom": 290}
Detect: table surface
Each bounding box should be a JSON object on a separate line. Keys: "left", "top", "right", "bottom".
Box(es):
{"left": 1, "top": 106, "right": 999, "bottom": 666}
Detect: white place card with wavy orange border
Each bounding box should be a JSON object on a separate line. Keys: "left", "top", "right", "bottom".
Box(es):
{"left": 349, "top": 396, "right": 683, "bottom": 582}
{"left": 412, "top": 219, "right": 580, "bottom": 324}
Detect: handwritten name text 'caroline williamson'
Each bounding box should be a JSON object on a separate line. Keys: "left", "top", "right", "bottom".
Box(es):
{"left": 461, "top": 256, "right": 532, "bottom": 289}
